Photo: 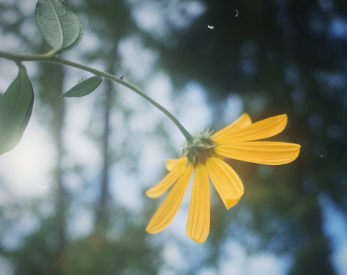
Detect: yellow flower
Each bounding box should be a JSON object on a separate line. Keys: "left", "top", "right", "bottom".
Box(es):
{"left": 146, "top": 114, "right": 301, "bottom": 244}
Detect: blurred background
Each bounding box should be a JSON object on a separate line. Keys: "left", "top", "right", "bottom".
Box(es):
{"left": 1, "top": 0, "right": 347, "bottom": 274}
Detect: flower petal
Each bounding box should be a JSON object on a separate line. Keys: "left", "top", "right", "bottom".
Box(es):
{"left": 212, "top": 114, "right": 251, "bottom": 138}
{"left": 146, "top": 164, "right": 194, "bottom": 234}
{"left": 186, "top": 164, "right": 210, "bottom": 244}
{"left": 166, "top": 158, "right": 186, "bottom": 171}
{"left": 146, "top": 158, "right": 188, "bottom": 198}
{"left": 215, "top": 141, "right": 301, "bottom": 165}
{"left": 213, "top": 114, "right": 287, "bottom": 144}
{"left": 206, "top": 157, "right": 244, "bottom": 209}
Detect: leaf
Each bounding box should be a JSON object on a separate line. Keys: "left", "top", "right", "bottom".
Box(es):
{"left": 35, "top": 0, "right": 84, "bottom": 54}
{"left": 0, "top": 66, "right": 34, "bottom": 156}
{"left": 62, "top": 76, "right": 102, "bottom": 97}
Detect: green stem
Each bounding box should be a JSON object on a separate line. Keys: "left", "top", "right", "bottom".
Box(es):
{"left": 0, "top": 50, "right": 193, "bottom": 142}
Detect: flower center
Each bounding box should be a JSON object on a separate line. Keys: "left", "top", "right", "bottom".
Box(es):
{"left": 181, "top": 130, "right": 216, "bottom": 167}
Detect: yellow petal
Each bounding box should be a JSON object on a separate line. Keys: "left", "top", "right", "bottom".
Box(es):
{"left": 146, "top": 164, "right": 194, "bottom": 234}
{"left": 146, "top": 158, "right": 188, "bottom": 198}
{"left": 165, "top": 158, "right": 186, "bottom": 171}
{"left": 212, "top": 114, "right": 252, "bottom": 138}
{"left": 215, "top": 141, "right": 301, "bottom": 165}
{"left": 206, "top": 157, "right": 244, "bottom": 209}
{"left": 186, "top": 164, "right": 210, "bottom": 244}
{"left": 213, "top": 114, "right": 287, "bottom": 144}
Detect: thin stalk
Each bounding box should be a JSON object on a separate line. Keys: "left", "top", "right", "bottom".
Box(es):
{"left": 0, "top": 50, "right": 193, "bottom": 142}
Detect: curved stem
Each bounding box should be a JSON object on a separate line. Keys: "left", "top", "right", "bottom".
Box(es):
{"left": 0, "top": 50, "right": 193, "bottom": 142}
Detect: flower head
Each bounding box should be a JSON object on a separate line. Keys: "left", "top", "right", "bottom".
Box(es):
{"left": 146, "top": 114, "right": 301, "bottom": 244}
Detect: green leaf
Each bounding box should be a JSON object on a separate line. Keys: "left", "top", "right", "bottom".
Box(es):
{"left": 35, "top": 0, "right": 84, "bottom": 54}
{"left": 0, "top": 66, "right": 34, "bottom": 156}
{"left": 62, "top": 76, "right": 102, "bottom": 97}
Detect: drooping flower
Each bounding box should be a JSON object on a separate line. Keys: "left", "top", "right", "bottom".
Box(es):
{"left": 146, "top": 114, "right": 301, "bottom": 243}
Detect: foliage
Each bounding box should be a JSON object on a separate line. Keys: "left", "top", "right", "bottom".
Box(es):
{"left": 35, "top": 0, "right": 84, "bottom": 54}
{"left": 61, "top": 76, "right": 102, "bottom": 97}
{"left": 0, "top": 65, "right": 33, "bottom": 155}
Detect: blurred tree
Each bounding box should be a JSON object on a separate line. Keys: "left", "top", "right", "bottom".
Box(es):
{"left": 63, "top": 205, "right": 161, "bottom": 275}
{"left": 38, "top": 61, "right": 67, "bottom": 275}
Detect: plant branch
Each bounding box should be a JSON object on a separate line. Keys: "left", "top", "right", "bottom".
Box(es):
{"left": 0, "top": 50, "right": 193, "bottom": 142}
